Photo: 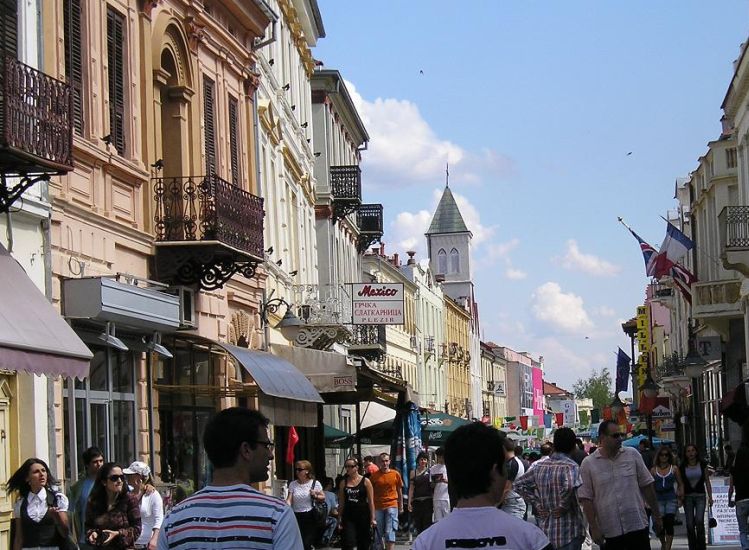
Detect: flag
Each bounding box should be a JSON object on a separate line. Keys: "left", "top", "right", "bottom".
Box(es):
{"left": 285, "top": 426, "right": 299, "bottom": 464}
{"left": 519, "top": 416, "right": 528, "bottom": 430}
{"left": 555, "top": 412, "right": 564, "bottom": 427}
{"left": 615, "top": 347, "right": 631, "bottom": 393}
{"left": 625, "top": 226, "right": 658, "bottom": 276}
{"left": 543, "top": 413, "right": 552, "bottom": 428}
{"left": 591, "top": 409, "right": 600, "bottom": 424}
{"left": 670, "top": 262, "right": 697, "bottom": 304}
{"left": 579, "top": 410, "right": 589, "bottom": 425}
{"left": 659, "top": 221, "right": 694, "bottom": 265}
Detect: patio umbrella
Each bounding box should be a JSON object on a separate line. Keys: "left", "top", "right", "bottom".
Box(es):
{"left": 421, "top": 412, "right": 470, "bottom": 446}
{"left": 622, "top": 434, "right": 675, "bottom": 448}
{"left": 390, "top": 400, "right": 422, "bottom": 498}
{"left": 324, "top": 424, "right": 353, "bottom": 448}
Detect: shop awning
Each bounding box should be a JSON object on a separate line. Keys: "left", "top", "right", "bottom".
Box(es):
{"left": 221, "top": 343, "right": 324, "bottom": 404}
{"left": 0, "top": 244, "right": 92, "bottom": 378}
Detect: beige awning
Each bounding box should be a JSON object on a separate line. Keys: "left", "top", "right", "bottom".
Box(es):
{"left": 0, "top": 244, "right": 92, "bottom": 378}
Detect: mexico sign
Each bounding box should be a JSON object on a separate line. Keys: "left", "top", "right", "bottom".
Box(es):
{"left": 351, "top": 283, "right": 404, "bottom": 325}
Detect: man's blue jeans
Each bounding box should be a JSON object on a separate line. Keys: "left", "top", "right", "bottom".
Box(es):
{"left": 736, "top": 499, "right": 749, "bottom": 550}
{"left": 375, "top": 507, "right": 399, "bottom": 546}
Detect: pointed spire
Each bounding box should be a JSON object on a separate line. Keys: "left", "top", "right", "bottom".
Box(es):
{"left": 426, "top": 184, "right": 471, "bottom": 235}
{"left": 445, "top": 163, "right": 449, "bottom": 188}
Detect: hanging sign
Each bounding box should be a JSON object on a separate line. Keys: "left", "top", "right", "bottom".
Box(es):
{"left": 351, "top": 283, "right": 404, "bottom": 324}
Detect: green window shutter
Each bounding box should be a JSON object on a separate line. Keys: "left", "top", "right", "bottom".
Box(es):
{"left": 228, "top": 95, "right": 239, "bottom": 186}
{"left": 106, "top": 7, "right": 125, "bottom": 155}
{"left": 64, "top": 0, "right": 84, "bottom": 135}
{"left": 203, "top": 76, "right": 216, "bottom": 175}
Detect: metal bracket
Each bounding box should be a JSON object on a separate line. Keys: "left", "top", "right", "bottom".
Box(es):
{"left": 332, "top": 202, "right": 359, "bottom": 224}
{"left": 155, "top": 246, "right": 260, "bottom": 290}
{"left": 0, "top": 173, "right": 50, "bottom": 213}
{"left": 357, "top": 233, "right": 382, "bottom": 254}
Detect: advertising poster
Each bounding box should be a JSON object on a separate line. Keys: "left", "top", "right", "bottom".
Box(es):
{"left": 351, "top": 283, "right": 404, "bottom": 324}
{"left": 709, "top": 475, "right": 740, "bottom": 546}
{"left": 532, "top": 367, "right": 544, "bottom": 416}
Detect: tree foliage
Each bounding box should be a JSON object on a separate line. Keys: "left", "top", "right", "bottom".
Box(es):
{"left": 573, "top": 367, "right": 614, "bottom": 411}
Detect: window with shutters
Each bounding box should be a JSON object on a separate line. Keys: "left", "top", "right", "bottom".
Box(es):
{"left": 106, "top": 7, "right": 126, "bottom": 155}
{"left": 203, "top": 76, "right": 216, "bottom": 175}
{"left": 0, "top": 0, "right": 18, "bottom": 56}
{"left": 228, "top": 95, "right": 239, "bottom": 186}
{"left": 64, "top": 0, "right": 84, "bottom": 135}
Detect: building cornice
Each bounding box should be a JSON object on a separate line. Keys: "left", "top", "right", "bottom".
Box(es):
{"left": 277, "top": 0, "right": 316, "bottom": 77}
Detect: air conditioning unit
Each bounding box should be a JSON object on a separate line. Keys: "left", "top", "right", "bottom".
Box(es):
{"left": 169, "top": 286, "right": 196, "bottom": 328}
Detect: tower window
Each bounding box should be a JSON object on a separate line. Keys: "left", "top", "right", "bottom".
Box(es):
{"left": 437, "top": 249, "right": 447, "bottom": 274}
{"left": 450, "top": 248, "right": 460, "bottom": 273}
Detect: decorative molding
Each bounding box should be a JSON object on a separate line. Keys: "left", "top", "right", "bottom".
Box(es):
{"left": 276, "top": 0, "right": 316, "bottom": 77}
{"left": 185, "top": 16, "right": 206, "bottom": 53}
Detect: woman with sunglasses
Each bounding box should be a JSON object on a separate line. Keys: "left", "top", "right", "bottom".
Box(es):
{"left": 650, "top": 446, "right": 684, "bottom": 550}
{"left": 7, "top": 458, "right": 71, "bottom": 550}
{"left": 337, "top": 458, "right": 376, "bottom": 550}
{"left": 85, "top": 462, "right": 141, "bottom": 549}
{"left": 287, "top": 460, "right": 325, "bottom": 550}
{"left": 679, "top": 444, "right": 713, "bottom": 550}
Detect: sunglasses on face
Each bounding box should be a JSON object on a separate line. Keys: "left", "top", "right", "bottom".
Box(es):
{"left": 295, "top": 468, "right": 307, "bottom": 472}
{"left": 108, "top": 475, "right": 125, "bottom": 482}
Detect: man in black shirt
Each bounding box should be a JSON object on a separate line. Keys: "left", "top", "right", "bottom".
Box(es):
{"left": 728, "top": 444, "right": 749, "bottom": 550}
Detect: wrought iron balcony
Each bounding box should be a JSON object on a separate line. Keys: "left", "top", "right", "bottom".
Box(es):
{"left": 330, "top": 165, "right": 361, "bottom": 222}
{"left": 152, "top": 174, "right": 264, "bottom": 290}
{"left": 357, "top": 203, "right": 383, "bottom": 253}
{"left": 0, "top": 52, "right": 74, "bottom": 213}
{"left": 286, "top": 284, "right": 353, "bottom": 350}
{"left": 718, "top": 206, "right": 749, "bottom": 276}
{"left": 348, "top": 324, "right": 386, "bottom": 361}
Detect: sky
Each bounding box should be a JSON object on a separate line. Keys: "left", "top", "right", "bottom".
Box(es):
{"left": 312, "top": 1, "right": 749, "bottom": 393}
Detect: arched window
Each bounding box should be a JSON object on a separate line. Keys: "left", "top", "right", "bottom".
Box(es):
{"left": 450, "top": 248, "right": 460, "bottom": 273}
{"left": 437, "top": 249, "right": 447, "bottom": 274}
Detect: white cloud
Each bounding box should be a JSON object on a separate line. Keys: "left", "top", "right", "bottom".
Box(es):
{"left": 505, "top": 268, "right": 527, "bottom": 280}
{"left": 389, "top": 210, "right": 432, "bottom": 258}
{"left": 557, "top": 239, "right": 621, "bottom": 276}
{"left": 447, "top": 189, "right": 496, "bottom": 246}
{"left": 531, "top": 282, "right": 593, "bottom": 333}
{"left": 592, "top": 306, "right": 616, "bottom": 317}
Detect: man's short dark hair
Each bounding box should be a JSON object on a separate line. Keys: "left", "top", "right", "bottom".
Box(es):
{"left": 598, "top": 420, "right": 618, "bottom": 439}
{"left": 514, "top": 445, "right": 524, "bottom": 456}
{"left": 445, "top": 422, "right": 506, "bottom": 500}
{"left": 434, "top": 447, "right": 445, "bottom": 458}
{"left": 203, "top": 407, "right": 269, "bottom": 468}
{"left": 540, "top": 442, "right": 554, "bottom": 456}
{"left": 553, "top": 427, "right": 576, "bottom": 454}
{"left": 502, "top": 437, "right": 516, "bottom": 453}
{"left": 575, "top": 438, "right": 584, "bottom": 450}
{"left": 82, "top": 446, "right": 103, "bottom": 465}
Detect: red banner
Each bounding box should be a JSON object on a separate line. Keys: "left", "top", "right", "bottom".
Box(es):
{"left": 286, "top": 426, "right": 299, "bottom": 464}
{"left": 519, "top": 416, "right": 528, "bottom": 430}
{"left": 555, "top": 412, "right": 564, "bottom": 427}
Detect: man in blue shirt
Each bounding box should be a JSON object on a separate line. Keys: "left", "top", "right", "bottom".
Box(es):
{"left": 67, "top": 446, "right": 104, "bottom": 548}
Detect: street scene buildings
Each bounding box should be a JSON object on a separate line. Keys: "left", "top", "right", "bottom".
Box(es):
{"left": 1, "top": 1, "right": 749, "bottom": 547}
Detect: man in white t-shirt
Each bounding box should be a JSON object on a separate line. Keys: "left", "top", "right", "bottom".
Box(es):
{"left": 414, "top": 423, "right": 552, "bottom": 550}
{"left": 429, "top": 447, "right": 450, "bottom": 521}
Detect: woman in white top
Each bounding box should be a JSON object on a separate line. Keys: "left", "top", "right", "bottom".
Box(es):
{"left": 7, "top": 457, "right": 71, "bottom": 550}
{"left": 287, "top": 460, "right": 325, "bottom": 550}
{"left": 123, "top": 461, "right": 163, "bottom": 550}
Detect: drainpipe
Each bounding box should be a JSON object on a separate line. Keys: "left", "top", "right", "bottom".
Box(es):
{"left": 251, "top": 0, "right": 278, "bottom": 52}
{"left": 42, "top": 214, "right": 58, "bottom": 477}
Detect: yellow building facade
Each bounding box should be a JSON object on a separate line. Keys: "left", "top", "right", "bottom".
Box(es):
{"left": 443, "top": 296, "right": 471, "bottom": 417}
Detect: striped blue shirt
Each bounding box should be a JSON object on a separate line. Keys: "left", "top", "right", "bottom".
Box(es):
{"left": 157, "top": 484, "right": 302, "bottom": 549}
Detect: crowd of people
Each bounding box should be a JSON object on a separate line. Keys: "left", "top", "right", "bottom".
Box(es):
{"left": 6, "top": 408, "right": 748, "bottom": 550}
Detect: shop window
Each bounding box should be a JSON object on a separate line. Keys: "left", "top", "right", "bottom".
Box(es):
{"left": 64, "top": 346, "right": 137, "bottom": 481}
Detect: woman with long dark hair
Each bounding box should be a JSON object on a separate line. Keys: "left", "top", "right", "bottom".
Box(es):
{"left": 85, "top": 462, "right": 141, "bottom": 549}
{"left": 651, "top": 446, "right": 684, "bottom": 550}
{"left": 7, "top": 458, "right": 70, "bottom": 550}
{"left": 408, "top": 451, "right": 433, "bottom": 534}
{"left": 337, "top": 457, "right": 376, "bottom": 550}
{"left": 680, "top": 444, "right": 712, "bottom": 550}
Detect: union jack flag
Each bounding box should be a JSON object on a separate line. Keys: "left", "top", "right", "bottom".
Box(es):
{"left": 625, "top": 227, "right": 658, "bottom": 276}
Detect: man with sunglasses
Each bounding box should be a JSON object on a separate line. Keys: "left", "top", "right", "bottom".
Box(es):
{"left": 578, "top": 420, "right": 662, "bottom": 549}
{"left": 157, "top": 407, "right": 302, "bottom": 549}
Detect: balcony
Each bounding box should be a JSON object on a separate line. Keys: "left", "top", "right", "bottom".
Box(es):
{"left": 0, "top": 53, "right": 73, "bottom": 212}
{"left": 719, "top": 206, "right": 749, "bottom": 276}
{"left": 152, "top": 174, "right": 264, "bottom": 290}
{"left": 356, "top": 203, "right": 383, "bottom": 253}
{"left": 287, "top": 284, "right": 352, "bottom": 350}
{"left": 348, "top": 324, "right": 386, "bottom": 361}
{"left": 330, "top": 165, "right": 361, "bottom": 222}
{"left": 648, "top": 281, "right": 674, "bottom": 309}
{"left": 692, "top": 280, "right": 742, "bottom": 328}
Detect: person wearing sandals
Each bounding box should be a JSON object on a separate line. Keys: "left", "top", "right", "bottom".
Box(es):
{"left": 679, "top": 444, "right": 713, "bottom": 550}
{"left": 651, "top": 446, "right": 684, "bottom": 550}
{"left": 288, "top": 460, "right": 325, "bottom": 550}
{"left": 7, "top": 458, "right": 71, "bottom": 550}
{"left": 337, "top": 458, "right": 376, "bottom": 550}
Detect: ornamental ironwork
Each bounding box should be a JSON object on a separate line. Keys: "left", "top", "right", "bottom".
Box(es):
{"left": 330, "top": 165, "right": 361, "bottom": 223}
{"left": 356, "top": 203, "right": 383, "bottom": 253}
{"left": 719, "top": 206, "right": 749, "bottom": 249}
{"left": 349, "top": 324, "right": 386, "bottom": 361}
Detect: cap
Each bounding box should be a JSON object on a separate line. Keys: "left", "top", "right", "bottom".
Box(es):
{"left": 123, "top": 461, "right": 151, "bottom": 478}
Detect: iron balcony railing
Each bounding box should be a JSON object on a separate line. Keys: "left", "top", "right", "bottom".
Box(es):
{"left": 719, "top": 206, "right": 749, "bottom": 249}
{"left": 153, "top": 174, "right": 264, "bottom": 258}
{"left": 357, "top": 203, "right": 383, "bottom": 233}
{"left": 0, "top": 52, "right": 73, "bottom": 171}
{"left": 350, "top": 324, "right": 386, "bottom": 348}
{"left": 330, "top": 165, "right": 362, "bottom": 203}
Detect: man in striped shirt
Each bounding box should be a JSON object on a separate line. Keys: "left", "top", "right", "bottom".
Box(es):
{"left": 157, "top": 407, "right": 303, "bottom": 549}
{"left": 513, "top": 428, "right": 586, "bottom": 550}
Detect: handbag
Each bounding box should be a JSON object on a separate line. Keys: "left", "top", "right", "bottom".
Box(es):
{"left": 708, "top": 506, "right": 718, "bottom": 529}
{"left": 310, "top": 480, "right": 328, "bottom": 527}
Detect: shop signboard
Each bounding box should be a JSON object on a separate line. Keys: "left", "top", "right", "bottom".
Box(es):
{"left": 709, "top": 475, "right": 740, "bottom": 545}
{"left": 351, "top": 283, "right": 404, "bottom": 325}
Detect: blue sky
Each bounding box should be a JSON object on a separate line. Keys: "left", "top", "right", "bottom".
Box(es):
{"left": 313, "top": 1, "right": 749, "bottom": 391}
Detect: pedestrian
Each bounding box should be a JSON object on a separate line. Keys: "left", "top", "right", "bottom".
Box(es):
{"left": 514, "top": 427, "right": 586, "bottom": 550}
{"left": 500, "top": 437, "right": 527, "bottom": 519}
{"left": 337, "top": 457, "right": 376, "bottom": 550}
{"left": 370, "top": 453, "right": 403, "bottom": 550}
{"left": 578, "top": 420, "right": 662, "bottom": 549}
{"left": 85, "top": 462, "right": 142, "bottom": 549}
{"left": 429, "top": 447, "right": 450, "bottom": 522}
{"left": 679, "top": 443, "right": 713, "bottom": 550}
{"left": 319, "top": 477, "right": 339, "bottom": 547}
{"left": 570, "top": 438, "right": 587, "bottom": 466}
{"left": 728, "top": 443, "right": 749, "bottom": 550}
{"left": 408, "top": 451, "right": 433, "bottom": 534}
{"left": 413, "top": 422, "right": 551, "bottom": 550}
{"left": 528, "top": 442, "right": 553, "bottom": 470}
{"left": 288, "top": 459, "right": 326, "bottom": 550}
{"left": 640, "top": 439, "right": 655, "bottom": 470}
{"left": 123, "top": 461, "right": 163, "bottom": 550}
{"left": 156, "top": 407, "right": 302, "bottom": 549}
{"left": 516, "top": 445, "right": 531, "bottom": 471}
{"left": 68, "top": 446, "right": 104, "bottom": 548}
{"left": 7, "top": 457, "right": 71, "bottom": 550}
{"left": 363, "top": 456, "right": 379, "bottom": 477}
{"left": 651, "top": 446, "right": 684, "bottom": 550}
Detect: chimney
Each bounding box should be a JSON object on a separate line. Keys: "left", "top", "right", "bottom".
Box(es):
{"left": 721, "top": 115, "right": 734, "bottom": 138}
{"left": 406, "top": 250, "right": 416, "bottom": 265}
{"left": 380, "top": 242, "right": 385, "bottom": 256}
{"left": 391, "top": 253, "right": 400, "bottom": 266}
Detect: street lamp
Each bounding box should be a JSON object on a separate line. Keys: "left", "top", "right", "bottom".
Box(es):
{"left": 259, "top": 295, "right": 303, "bottom": 342}
{"left": 683, "top": 346, "right": 706, "bottom": 379}
{"left": 640, "top": 372, "right": 659, "bottom": 399}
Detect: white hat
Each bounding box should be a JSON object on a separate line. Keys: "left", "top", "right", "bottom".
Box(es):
{"left": 123, "top": 461, "right": 151, "bottom": 478}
